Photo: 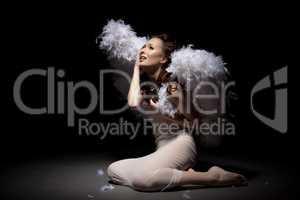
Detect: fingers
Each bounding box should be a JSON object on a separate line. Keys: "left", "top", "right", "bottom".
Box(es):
{"left": 135, "top": 57, "right": 140, "bottom": 66}
{"left": 135, "top": 50, "right": 141, "bottom": 66}
{"left": 135, "top": 54, "right": 144, "bottom": 72}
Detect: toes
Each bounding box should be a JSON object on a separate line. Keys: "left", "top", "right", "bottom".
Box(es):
{"left": 240, "top": 175, "right": 248, "bottom": 185}
{"left": 234, "top": 174, "right": 248, "bottom": 186}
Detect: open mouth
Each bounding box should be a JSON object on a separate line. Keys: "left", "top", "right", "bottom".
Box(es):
{"left": 139, "top": 55, "right": 147, "bottom": 62}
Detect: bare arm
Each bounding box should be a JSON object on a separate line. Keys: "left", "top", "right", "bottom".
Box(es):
{"left": 127, "top": 61, "right": 143, "bottom": 107}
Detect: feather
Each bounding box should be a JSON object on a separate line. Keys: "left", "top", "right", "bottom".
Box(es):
{"left": 167, "top": 45, "right": 227, "bottom": 89}
{"left": 99, "top": 20, "right": 228, "bottom": 119}
{"left": 157, "top": 84, "right": 177, "bottom": 118}
{"left": 99, "top": 19, "right": 147, "bottom": 62}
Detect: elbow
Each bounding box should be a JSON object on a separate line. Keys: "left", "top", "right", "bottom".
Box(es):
{"left": 127, "top": 96, "right": 138, "bottom": 107}
{"left": 128, "top": 99, "right": 140, "bottom": 108}
{"left": 127, "top": 94, "right": 142, "bottom": 108}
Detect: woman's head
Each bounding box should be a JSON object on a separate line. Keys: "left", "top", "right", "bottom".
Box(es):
{"left": 139, "top": 33, "right": 176, "bottom": 75}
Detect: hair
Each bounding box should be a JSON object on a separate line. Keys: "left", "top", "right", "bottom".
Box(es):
{"left": 150, "top": 33, "right": 177, "bottom": 69}
{"left": 150, "top": 33, "right": 177, "bottom": 84}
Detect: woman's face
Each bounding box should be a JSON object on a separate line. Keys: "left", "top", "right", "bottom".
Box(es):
{"left": 139, "top": 38, "right": 167, "bottom": 74}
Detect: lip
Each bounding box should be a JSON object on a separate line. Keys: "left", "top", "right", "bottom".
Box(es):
{"left": 139, "top": 55, "right": 147, "bottom": 62}
{"left": 139, "top": 53, "right": 147, "bottom": 59}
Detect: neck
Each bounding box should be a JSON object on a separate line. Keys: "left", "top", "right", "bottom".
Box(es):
{"left": 150, "top": 67, "right": 162, "bottom": 82}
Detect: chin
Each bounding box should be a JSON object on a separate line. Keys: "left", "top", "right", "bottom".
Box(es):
{"left": 139, "top": 61, "right": 149, "bottom": 67}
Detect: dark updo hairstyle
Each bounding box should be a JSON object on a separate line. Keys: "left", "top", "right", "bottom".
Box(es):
{"left": 150, "top": 33, "right": 177, "bottom": 84}
{"left": 150, "top": 33, "right": 177, "bottom": 69}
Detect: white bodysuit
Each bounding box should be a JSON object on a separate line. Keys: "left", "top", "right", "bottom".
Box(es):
{"left": 107, "top": 84, "right": 198, "bottom": 192}
{"left": 107, "top": 132, "right": 197, "bottom": 191}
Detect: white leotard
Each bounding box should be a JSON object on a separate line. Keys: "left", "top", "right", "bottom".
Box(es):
{"left": 107, "top": 132, "right": 197, "bottom": 191}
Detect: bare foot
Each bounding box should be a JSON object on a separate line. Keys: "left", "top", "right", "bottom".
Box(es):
{"left": 208, "top": 166, "right": 247, "bottom": 186}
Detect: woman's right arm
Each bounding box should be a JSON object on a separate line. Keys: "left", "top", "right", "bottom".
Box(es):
{"left": 127, "top": 63, "right": 143, "bottom": 107}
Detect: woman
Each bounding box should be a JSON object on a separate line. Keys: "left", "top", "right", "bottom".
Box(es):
{"left": 106, "top": 33, "right": 247, "bottom": 192}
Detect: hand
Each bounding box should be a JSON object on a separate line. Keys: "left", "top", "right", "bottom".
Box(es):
{"left": 167, "top": 82, "right": 181, "bottom": 95}
{"left": 149, "top": 98, "right": 159, "bottom": 110}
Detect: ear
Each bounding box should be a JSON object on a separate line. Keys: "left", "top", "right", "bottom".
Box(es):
{"left": 159, "top": 56, "right": 168, "bottom": 64}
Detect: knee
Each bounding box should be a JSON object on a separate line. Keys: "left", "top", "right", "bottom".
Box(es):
{"left": 131, "top": 169, "right": 169, "bottom": 191}
{"left": 107, "top": 163, "right": 115, "bottom": 178}
{"left": 108, "top": 162, "right": 148, "bottom": 189}
{"left": 107, "top": 162, "right": 122, "bottom": 181}
{"left": 131, "top": 174, "right": 159, "bottom": 191}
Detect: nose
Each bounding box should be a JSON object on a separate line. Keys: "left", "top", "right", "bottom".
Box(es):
{"left": 140, "top": 49, "right": 145, "bottom": 55}
{"left": 140, "top": 45, "right": 146, "bottom": 55}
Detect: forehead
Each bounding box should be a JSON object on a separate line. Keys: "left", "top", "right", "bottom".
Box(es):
{"left": 147, "top": 38, "right": 164, "bottom": 47}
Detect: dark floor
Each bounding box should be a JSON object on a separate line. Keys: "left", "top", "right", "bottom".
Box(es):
{"left": 0, "top": 150, "right": 296, "bottom": 200}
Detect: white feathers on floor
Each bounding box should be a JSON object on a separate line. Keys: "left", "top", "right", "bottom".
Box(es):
{"left": 96, "top": 169, "right": 104, "bottom": 176}
{"left": 100, "top": 184, "right": 115, "bottom": 192}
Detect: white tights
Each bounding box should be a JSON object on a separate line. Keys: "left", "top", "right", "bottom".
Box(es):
{"left": 107, "top": 134, "right": 197, "bottom": 191}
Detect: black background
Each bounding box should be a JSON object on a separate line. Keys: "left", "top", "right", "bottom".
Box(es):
{"left": 2, "top": 2, "right": 294, "bottom": 173}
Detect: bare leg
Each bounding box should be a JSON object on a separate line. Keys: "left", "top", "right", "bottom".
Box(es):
{"left": 180, "top": 166, "right": 247, "bottom": 186}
